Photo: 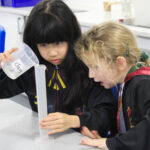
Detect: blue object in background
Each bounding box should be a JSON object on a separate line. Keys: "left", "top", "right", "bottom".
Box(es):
{"left": 1, "top": 0, "right": 42, "bottom": 8}
{"left": 0, "top": 25, "right": 6, "bottom": 53}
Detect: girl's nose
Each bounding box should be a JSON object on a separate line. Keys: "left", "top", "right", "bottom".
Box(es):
{"left": 48, "top": 49, "right": 58, "bottom": 57}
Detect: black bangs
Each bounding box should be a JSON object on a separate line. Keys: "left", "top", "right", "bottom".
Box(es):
{"left": 23, "top": 0, "right": 81, "bottom": 48}
{"left": 29, "top": 13, "right": 69, "bottom": 44}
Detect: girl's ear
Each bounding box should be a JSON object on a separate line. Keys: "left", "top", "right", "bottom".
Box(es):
{"left": 115, "top": 56, "right": 128, "bottom": 71}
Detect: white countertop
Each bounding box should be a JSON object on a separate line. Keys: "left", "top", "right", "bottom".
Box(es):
{"left": 0, "top": 99, "right": 98, "bottom": 150}
{"left": 0, "top": 3, "right": 150, "bottom": 38}
{"left": 76, "top": 11, "right": 150, "bottom": 38}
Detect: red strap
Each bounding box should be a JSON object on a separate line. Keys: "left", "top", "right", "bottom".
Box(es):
{"left": 117, "top": 97, "right": 121, "bottom": 133}
{"left": 125, "top": 67, "right": 150, "bottom": 82}
{"left": 117, "top": 86, "right": 123, "bottom": 133}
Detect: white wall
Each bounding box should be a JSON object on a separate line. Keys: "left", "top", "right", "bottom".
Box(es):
{"left": 63, "top": 0, "right": 102, "bottom": 10}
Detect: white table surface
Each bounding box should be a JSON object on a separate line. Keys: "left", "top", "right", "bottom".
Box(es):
{"left": 0, "top": 99, "right": 99, "bottom": 150}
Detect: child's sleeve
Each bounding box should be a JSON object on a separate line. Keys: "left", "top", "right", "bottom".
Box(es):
{"left": 78, "top": 83, "right": 117, "bottom": 137}
{"left": 0, "top": 69, "right": 31, "bottom": 99}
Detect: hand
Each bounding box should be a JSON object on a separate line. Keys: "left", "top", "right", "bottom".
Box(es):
{"left": 81, "top": 126, "right": 101, "bottom": 139}
{"left": 81, "top": 126, "right": 109, "bottom": 150}
{"left": 0, "top": 48, "right": 18, "bottom": 69}
{"left": 40, "top": 112, "right": 80, "bottom": 134}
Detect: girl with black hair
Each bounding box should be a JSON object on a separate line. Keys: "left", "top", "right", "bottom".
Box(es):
{"left": 0, "top": 0, "right": 116, "bottom": 136}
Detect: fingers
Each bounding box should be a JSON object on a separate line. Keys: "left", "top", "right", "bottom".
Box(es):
{"left": 9, "top": 47, "right": 18, "bottom": 54}
{"left": 0, "top": 53, "right": 5, "bottom": 63}
{"left": 82, "top": 138, "right": 101, "bottom": 148}
{"left": 91, "top": 130, "right": 101, "bottom": 139}
{"left": 47, "top": 112, "right": 63, "bottom": 120}
{"left": 40, "top": 119, "right": 63, "bottom": 129}
{"left": 0, "top": 47, "right": 18, "bottom": 64}
{"left": 47, "top": 128, "right": 64, "bottom": 135}
{"left": 82, "top": 138, "right": 107, "bottom": 149}
{"left": 43, "top": 124, "right": 62, "bottom": 130}
{"left": 81, "top": 126, "right": 96, "bottom": 139}
{"left": 0, "top": 52, "right": 9, "bottom": 64}
{"left": 40, "top": 112, "right": 63, "bottom": 126}
{"left": 2, "top": 51, "right": 11, "bottom": 62}
{"left": 40, "top": 112, "right": 70, "bottom": 134}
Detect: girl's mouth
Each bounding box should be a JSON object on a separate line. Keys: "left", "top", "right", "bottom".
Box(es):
{"left": 100, "top": 82, "right": 104, "bottom": 86}
{"left": 51, "top": 59, "right": 60, "bottom": 64}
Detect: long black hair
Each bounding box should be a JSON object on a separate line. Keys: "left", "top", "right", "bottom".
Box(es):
{"left": 23, "top": 0, "right": 92, "bottom": 108}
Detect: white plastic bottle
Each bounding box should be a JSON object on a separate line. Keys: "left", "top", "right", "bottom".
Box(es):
{"left": 121, "top": 0, "right": 132, "bottom": 18}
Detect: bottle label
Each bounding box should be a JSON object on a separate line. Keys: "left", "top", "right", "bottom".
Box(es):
{"left": 11, "top": 59, "right": 27, "bottom": 74}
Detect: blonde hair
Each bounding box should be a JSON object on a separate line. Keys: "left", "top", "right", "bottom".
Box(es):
{"left": 75, "top": 22, "right": 150, "bottom": 67}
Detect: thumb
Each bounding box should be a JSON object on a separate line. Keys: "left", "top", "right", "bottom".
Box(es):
{"left": 91, "top": 130, "right": 101, "bottom": 139}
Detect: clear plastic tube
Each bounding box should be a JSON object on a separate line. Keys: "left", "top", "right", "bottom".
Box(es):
{"left": 35, "top": 65, "right": 48, "bottom": 136}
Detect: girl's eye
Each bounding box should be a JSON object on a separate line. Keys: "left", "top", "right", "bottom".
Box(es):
{"left": 39, "top": 43, "right": 48, "bottom": 47}
{"left": 55, "top": 42, "right": 62, "bottom": 45}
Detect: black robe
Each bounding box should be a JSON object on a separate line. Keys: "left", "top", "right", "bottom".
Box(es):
{"left": 107, "top": 68, "right": 150, "bottom": 150}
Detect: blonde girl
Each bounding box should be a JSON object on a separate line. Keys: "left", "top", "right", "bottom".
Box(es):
{"left": 75, "top": 22, "right": 150, "bottom": 150}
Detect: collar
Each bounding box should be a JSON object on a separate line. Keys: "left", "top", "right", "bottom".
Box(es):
{"left": 125, "top": 67, "right": 150, "bottom": 82}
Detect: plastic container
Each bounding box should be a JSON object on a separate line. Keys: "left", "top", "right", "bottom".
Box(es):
{"left": 35, "top": 65, "right": 49, "bottom": 136}
{"left": 1, "top": 0, "right": 42, "bottom": 8}
{"left": 121, "top": 0, "right": 132, "bottom": 18}
{"left": 1, "top": 43, "right": 39, "bottom": 79}
{"left": 0, "top": 25, "right": 6, "bottom": 53}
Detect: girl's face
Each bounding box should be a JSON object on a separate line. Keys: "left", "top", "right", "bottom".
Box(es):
{"left": 84, "top": 58, "right": 120, "bottom": 89}
{"left": 37, "top": 42, "right": 68, "bottom": 65}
